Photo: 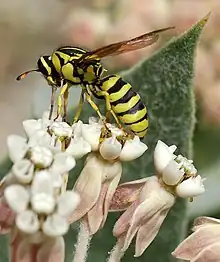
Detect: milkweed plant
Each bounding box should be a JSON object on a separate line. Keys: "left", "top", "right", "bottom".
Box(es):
{"left": 0, "top": 14, "right": 216, "bottom": 262}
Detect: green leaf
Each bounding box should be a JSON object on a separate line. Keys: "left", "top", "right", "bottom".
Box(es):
{"left": 66, "top": 14, "right": 209, "bottom": 262}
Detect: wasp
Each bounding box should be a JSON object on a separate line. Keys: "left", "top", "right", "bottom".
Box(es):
{"left": 17, "top": 27, "right": 174, "bottom": 138}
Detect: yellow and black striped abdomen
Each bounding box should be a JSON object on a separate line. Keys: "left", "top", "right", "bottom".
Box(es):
{"left": 100, "top": 75, "right": 148, "bottom": 138}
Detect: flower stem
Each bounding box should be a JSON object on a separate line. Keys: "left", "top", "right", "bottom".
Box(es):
{"left": 107, "top": 241, "right": 125, "bottom": 262}
{"left": 72, "top": 222, "right": 92, "bottom": 262}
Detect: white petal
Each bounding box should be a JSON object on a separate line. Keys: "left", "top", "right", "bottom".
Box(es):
{"left": 51, "top": 172, "right": 63, "bottom": 189}
{"left": 31, "top": 194, "right": 56, "bottom": 214}
{"left": 30, "top": 146, "right": 53, "bottom": 168}
{"left": 176, "top": 175, "right": 205, "bottom": 198}
{"left": 119, "top": 136, "right": 148, "bottom": 161}
{"left": 57, "top": 191, "right": 80, "bottom": 217}
{"left": 31, "top": 171, "right": 54, "bottom": 195}
{"left": 72, "top": 121, "right": 83, "bottom": 139}
{"left": 28, "top": 130, "right": 52, "bottom": 148}
{"left": 23, "top": 119, "right": 42, "bottom": 138}
{"left": 66, "top": 138, "right": 91, "bottom": 159}
{"left": 42, "top": 214, "right": 69, "bottom": 237}
{"left": 51, "top": 152, "right": 76, "bottom": 173}
{"left": 50, "top": 121, "right": 73, "bottom": 137}
{"left": 154, "top": 140, "right": 176, "bottom": 174}
{"left": 16, "top": 210, "right": 40, "bottom": 234}
{"left": 162, "top": 160, "right": 185, "bottom": 185}
{"left": 4, "top": 184, "right": 30, "bottom": 213}
{"left": 41, "top": 110, "right": 62, "bottom": 128}
{"left": 7, "top": 135, "right": 28, "bottom": 163}
{"left": 12, "top": 159, "right": 34, "bottom": 184}
{"left": 99, "top": 136, "right": 122, "bottom": 160}
{"left": 81, "top": 123, "right": 101, "bottom": 151}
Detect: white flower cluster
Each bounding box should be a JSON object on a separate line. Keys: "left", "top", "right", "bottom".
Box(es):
{"left": 2, "top": 111, "right": 148, "bottom": 242}
{"left": 154, "top": 140, "right": 205, "bottom": 198}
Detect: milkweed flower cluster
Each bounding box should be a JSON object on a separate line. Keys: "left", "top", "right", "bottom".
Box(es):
{"left": 0, "top": 110, "right": 205, "bottom": 262}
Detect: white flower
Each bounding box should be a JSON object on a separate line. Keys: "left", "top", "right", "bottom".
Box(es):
{"left": 12, "top": 159, "right": 34, "bottom": 184}
{"left": 50, "top": 121, "right": 73, "bottom": 138}
{"left": 66, "top": 137, "right": 92, "bottom": 159}
{"left": 30, "top": 146, "right": 53, "bottom": 168}
{"left": 154, "top": 140, "right": 177, "bottom": 174}
{"left": 176, "top": 175, "right": 206, "bottom": 198}
{"left": 154, "top": 140, "right": 194, "bottom": 186}
{"left": 4, "top": 184, "right": 30, "bottom": 213}
{"left": 81, "top": 117, "right": 148, "bottom": 161}
{"left": 7, "top": 135, "right": 28, "bottom": 163}
{"left": 49, "top": 152, "right": 76, "bottom": 174}
{"left": 119, "top": 136, "right": 148, "bottom": 161}
{"left": 31, "top": 171, "right": 56, "bottom": 214}
{"left": 81, "top": 122, "right": 102, "bottom": 151}
{"left": 3, "top": 172, "right": 80, "bottom": 238}
{"left": 99, "top": 136, "right": 122, "bottom": 160}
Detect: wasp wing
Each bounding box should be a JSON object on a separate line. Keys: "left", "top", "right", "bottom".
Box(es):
{"left": 77, "top": 26, "right": 174, "bottom": 62}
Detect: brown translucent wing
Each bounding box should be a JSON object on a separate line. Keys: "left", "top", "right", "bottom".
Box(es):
{"left": 77, "top": 26, "right": 174, "bottom": 62}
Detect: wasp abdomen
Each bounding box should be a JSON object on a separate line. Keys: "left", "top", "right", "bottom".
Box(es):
{"left": 100, "top": 75, "right": 148, "bottom": 138}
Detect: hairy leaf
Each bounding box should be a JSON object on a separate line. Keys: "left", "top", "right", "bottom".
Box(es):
{"left": 66, "top": 14, "right": 209, "bottom": 262}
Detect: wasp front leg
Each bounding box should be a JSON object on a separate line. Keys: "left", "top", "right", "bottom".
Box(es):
{"left": 57, "top": 81, "right": 71, "bottom": 120}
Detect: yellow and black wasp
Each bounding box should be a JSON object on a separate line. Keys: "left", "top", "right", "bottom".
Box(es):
{"left": 17, "top": 27, "right": 174, "bottom": 138}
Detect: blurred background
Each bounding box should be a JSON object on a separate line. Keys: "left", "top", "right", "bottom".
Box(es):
{"left": 0, "top": 0, "right": 220, "bottom": 220}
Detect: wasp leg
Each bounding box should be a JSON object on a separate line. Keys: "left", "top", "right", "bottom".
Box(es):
{"left": 57, "top": 81, "right": 71, "bottom": 119}
{"left": 84, "top": 92, "right": 103, "bottom": 120}
{"left": 72, "top": 91, "right": 85, "bottom": 123}
{"left": 96, "top": 90, "right": 122, "bottom": 128}
{"left": 63, "top": 88, "right": 69, "bottom": 121}
{"left": 49, "top": 86, "right": 56, "bottom": 120}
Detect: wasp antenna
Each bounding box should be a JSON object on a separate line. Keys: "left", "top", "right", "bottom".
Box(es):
{"left": 16, "top": 69, "right": 39, "bottom": 81}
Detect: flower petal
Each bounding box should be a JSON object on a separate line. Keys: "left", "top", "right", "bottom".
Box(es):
{"left": 31, "top": 171, "right": 55, "bottom": 214}
{"left": 50, "top": 121, "right": 73, "bottom": 137}
{"left": 16, "top": 210, "right": 40, "bottom": 234}
{"left": 87, "top": 182, "right": 109, "bottom": 234}
{"left": 28, "top": 130, "right": 52, "bottom": 148}
{"left": 175, "top": 175, "right": 205, "bottom": 198}
{"left": 119, "top": 136, "right": 148, "bottom": 161}
{"left": 122, "top": 196, "right": 163, "bottom": 252}
{"left": 191, "top": 242, "right": 220, "bottom": 262}
{"left": 57, "top": 191, "right": 80, "bottom": 217}
{"left": 12, "top": 159, "right": 34, "bottom": 184}
{"left": 43, "top": 214, "right": 69, "bottom": 237}
{"left": 7, "top": 135, "right": 28, "bottom": 163}
{"left": 66, "top": 138, "right": 91, "bottom": 159}
{"left": 81, "top": 123, "right": 101, "bottom": 151}
{"left": 15, "top": 238, "right": 33, "bottom": 262}
{"left": 99, "top": 136, "right": 122, "bottom": 160}
{"left": 162, "top": 160, "right": 184, "bottom": 185}
{"left": 135, "top": 209, "right": 170, "bottom": 257}
{"left": 23, "top": 119, "right": 42, "bottom": 138}
{"left": 50, "top": 152, "right": 76, "bottom": 173}
{"left": 110, "top": 178, "right": 149, "bottom": 212}
{"left": 193, "top": 217, "right": 220, "bottom": 231}
{"left": 102, "top": 173, "right": 121, "bottom": 227}
{"left": 4, "top": 185, "right": 30, "bottom": 213}
{"left": 172, "top": 225, "right": 220, "bottom": 260}
{"left": 37, "top": 237, "right": 65, "bottom": 262}
{"left": 154, "top": 140, "right": 176, "bottom": 174}
{"left": 69, "top": 154, "right": 102, "bottom": 223}
{"left": 0, "top": 199, "right": 15, "bottom": 233}
{"left": 30, "top": 146, "right": 53, "bottom": 168}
